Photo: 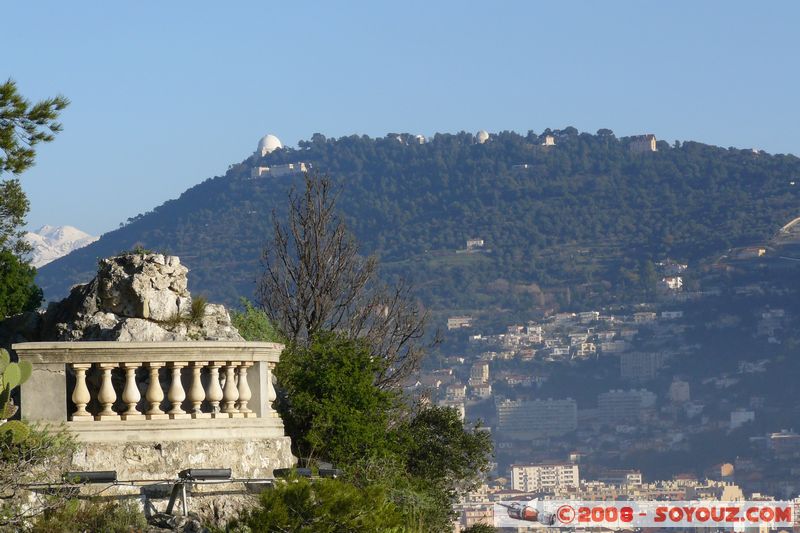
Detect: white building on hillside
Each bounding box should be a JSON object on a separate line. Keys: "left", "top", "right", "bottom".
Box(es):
{"left": 511, "top": 463, "right": 579, "bottom": 492}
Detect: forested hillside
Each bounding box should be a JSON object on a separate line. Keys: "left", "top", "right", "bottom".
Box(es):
{"left": 37, "top": 128, "right": 800, "bottom": 318}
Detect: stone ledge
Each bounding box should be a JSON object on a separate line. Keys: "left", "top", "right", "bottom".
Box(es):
{"left": 61, "top": 417, "right": 286, "bottom": 443}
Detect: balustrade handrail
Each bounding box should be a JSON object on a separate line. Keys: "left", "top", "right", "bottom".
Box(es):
{"left": 12, "top": 341, "right": 283, "bottom": 364}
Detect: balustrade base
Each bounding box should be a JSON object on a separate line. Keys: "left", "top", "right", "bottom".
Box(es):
{"left": 120, "top": 414, "right": 146, "bottom": 421}
{"left": 95, "top": 415, "right": 121, "bottom": 421}
{"left": 146, "top": 414, "right": 170, "bottom": 420}
{"left": 168, "top": 413, "right": 191, "bottom": 420}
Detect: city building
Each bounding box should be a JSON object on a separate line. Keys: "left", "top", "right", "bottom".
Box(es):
{"left": 445, "top": 384, "right": 467, "bottom": 401}
{"left": 470, "top": 361, "right": 490, "bottom": 384}
{"left": 633, "top": 311, "right": 657, "bottom": 323}
{"left": 597, "top": 469, "right": 643, "bottom": 486}
{"left": 511, "top": 463, "right": 580, "bottom": 492}
{"left": 597, "top": 389, "right": 656, "bottom": 426}
{"left": 471, "top": 383, "right": 492, "bottom": 400}
{"left": 658, "top": 276, "right": 683, "bottom": 291}
{"left": 730, "top": 408, "right": 755, "bottom": 430}
{"left": 669, "top": 379, "right": 691, "bottom": 404}
{"left": 447, "top": 316, "right": 474, "bottom": 330}
{"left": 572, "top": 342, "right": 596, "bottom": 359}
{"left": 496, "top": 398, "right": 577, "bottom": 438}
{"left": 621, "top": 352, "right": 666, "bottom": 382}
{"left": 459, "top": 504, "right": 494, "bottom": 529}
{"left": 578, "top": 311, "right": 600, "bottom": 323}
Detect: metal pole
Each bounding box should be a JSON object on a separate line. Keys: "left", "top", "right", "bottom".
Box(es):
{"left": 181, "top": 483, "right": 188, "bottom": 516}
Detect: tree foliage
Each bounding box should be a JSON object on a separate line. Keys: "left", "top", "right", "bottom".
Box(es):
{"left": 0, "top": 79, "right": 68, "bottom": 176}
{"left": 275, "top": 332, "right": 399, "bottom": 464}
{"left": 398, "top": 406, "right": 492, "bottom": 497}
{"left": 0, "top": 249, "right": 42, "bottom": 317}
{"left": 0, "top": 179, "right": 30, "bottom": 256}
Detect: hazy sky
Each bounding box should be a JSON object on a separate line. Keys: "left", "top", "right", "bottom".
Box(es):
{"left": 5, "top": 2, "right": 799, "bottom": 236}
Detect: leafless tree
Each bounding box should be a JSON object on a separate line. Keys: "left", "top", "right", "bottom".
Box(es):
{"left": 257, "top": 173, "right": 432, "bottom": 389}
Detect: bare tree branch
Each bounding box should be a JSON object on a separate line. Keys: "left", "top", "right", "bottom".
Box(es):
{"left": 257, "top": 173, "right": 433, "bottom": 388}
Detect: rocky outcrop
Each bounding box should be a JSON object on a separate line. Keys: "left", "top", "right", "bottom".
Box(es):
{"left": 1, "top": 253, "right": 243, "bottom": 343}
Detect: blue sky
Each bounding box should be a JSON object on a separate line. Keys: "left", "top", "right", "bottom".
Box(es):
{"left": 5, "top": 2, "right": 799, "bottom": 236}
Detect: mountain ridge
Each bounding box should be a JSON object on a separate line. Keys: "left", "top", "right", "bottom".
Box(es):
{"left": 36, "top": 128, "right": 800, "bottom": 318}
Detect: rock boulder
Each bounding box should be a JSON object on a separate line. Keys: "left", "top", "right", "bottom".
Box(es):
{"left": 1, "top": 253, "right": 243, "bottom": 343}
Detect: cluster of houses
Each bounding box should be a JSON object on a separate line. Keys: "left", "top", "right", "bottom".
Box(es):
{"left": 464, "top": 306, "right": 686, "bottom": 365}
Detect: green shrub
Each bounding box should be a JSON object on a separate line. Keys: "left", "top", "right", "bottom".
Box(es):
{"left": 230, "top": 299, "right": 281, "bottom": 342}
{"left": 230, "top": 475, "right": 407, "bottom": 533}
{"left": 0, "top": 424, "right": 78, "bottom": 529}
{"left": 30, "top": 498, "right": 147, "bottom": 533}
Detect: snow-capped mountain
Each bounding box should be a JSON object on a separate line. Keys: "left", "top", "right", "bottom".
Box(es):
{"left": 24, "top": 225, "right": 99, "bottom": 268}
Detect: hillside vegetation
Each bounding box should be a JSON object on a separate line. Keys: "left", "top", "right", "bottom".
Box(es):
{"left": 37, "top": 128, "right": 800, "bottom": 318}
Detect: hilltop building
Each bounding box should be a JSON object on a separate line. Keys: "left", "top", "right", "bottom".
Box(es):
{"left": 629, "top": 134, "right": 657, "bottom": 153}
{"left": 251, "top": 162, "right": 311, "bottom": 179}
{"left": 466, "top": 238, "right": 484, "bottom": 251}
{"left": 542, "top": 134, "right": 556, "bottom": 146}
{"left": 255, "top": 133, "right": 283, "bottom": 157}
{"left": 251, "top": 133, "right": 311, "bottom": 178}
{"left": 476, "top": 130, "right": 490, "bottom": 144}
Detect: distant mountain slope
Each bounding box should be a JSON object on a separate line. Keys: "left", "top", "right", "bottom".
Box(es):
{"left": 24, "top": 225, "right": 98, "bottom": 268}
{"left": 37, "top": 129, "right": 800, "bottom": 315}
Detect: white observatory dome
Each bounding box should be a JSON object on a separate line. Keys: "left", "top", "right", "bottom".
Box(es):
{"left": 257, "top": 134, "right": 283, "bottom": 157}
{"left": 476, "top": 130, "right": 490, "bottom": 144}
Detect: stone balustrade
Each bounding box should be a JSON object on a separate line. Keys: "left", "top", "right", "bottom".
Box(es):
{"left": 13, "top": 342, "right": 286, "bottom": 443}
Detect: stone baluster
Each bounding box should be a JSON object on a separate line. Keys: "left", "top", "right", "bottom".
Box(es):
{"left": 187, "top": 362, "right": 207, "bottom": 418}
{"left": 71, "top": 363, "right": 93, "bottom": 421}
{"left": 221, "top": 362, "right": 240, "bottom": 416}
{"left": 266, "top": 362, "right": 278, "bottom": 418}
{"left": 145, "top": 362, "right": 168, "bottom": 419}
{"left": 95, "top": 363, "right": 120, "bottom": 420}
{"left": 206, "top": 362, "right": 223, "bottom": 417}
{"left": 236, "top": 362, "right": 253, "bottom": 417}
{"left": 167, "top": 362, "right": 189, "bottom": 419}
{"left": 121, "top": 363, "right": 144, "bottom": 420}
